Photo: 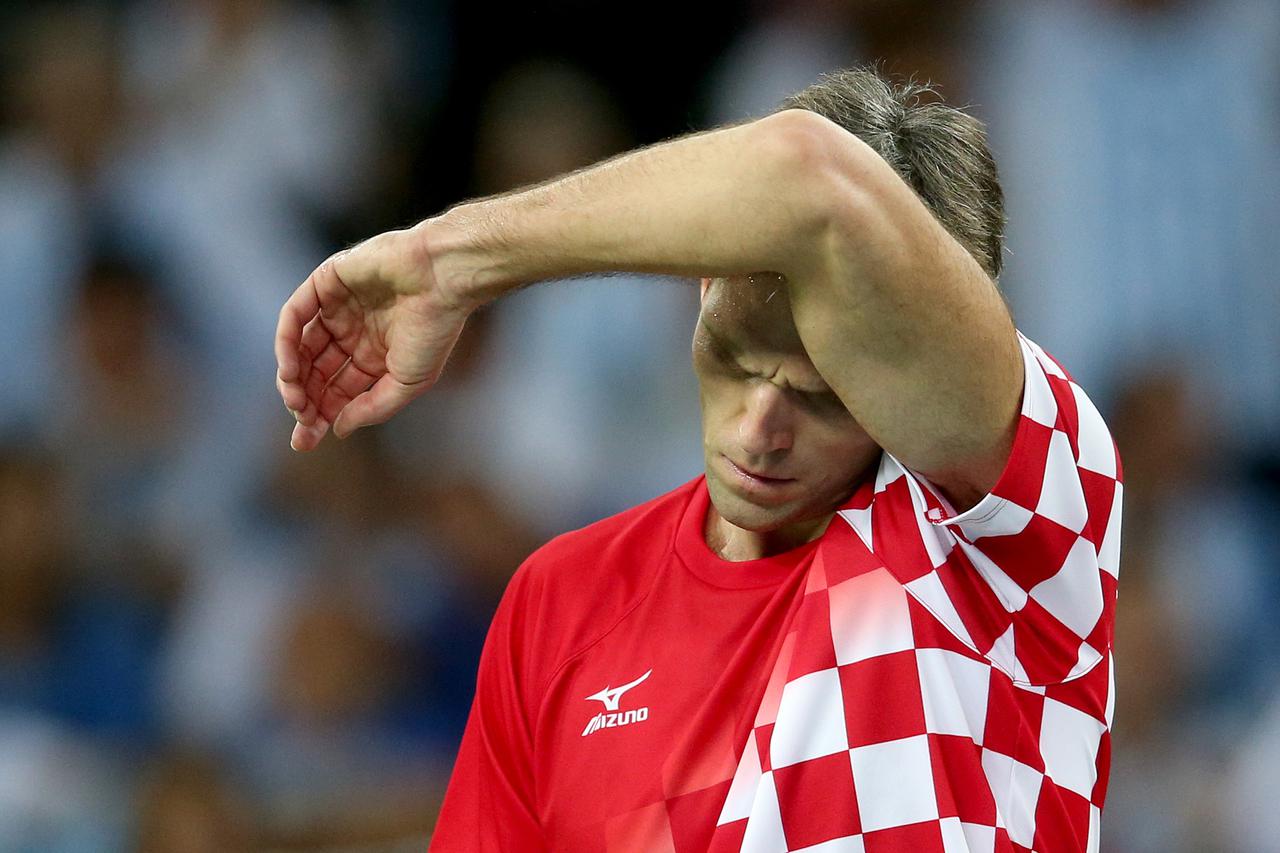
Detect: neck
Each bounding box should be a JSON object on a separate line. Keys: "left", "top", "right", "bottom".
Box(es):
{"left": 704, "top": 503, "right": 833, "bottom": 561}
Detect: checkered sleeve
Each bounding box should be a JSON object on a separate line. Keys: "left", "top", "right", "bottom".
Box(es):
{"left": 882, "top": 332, "right": 1123, "bottom": 686}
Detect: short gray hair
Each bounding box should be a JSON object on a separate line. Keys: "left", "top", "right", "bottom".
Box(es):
{"left": 779, "top": 67, "right": 1006, "bottom": 281}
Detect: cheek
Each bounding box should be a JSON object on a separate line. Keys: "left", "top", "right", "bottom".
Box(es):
{"left": 795, "top": 419, "right": 876, "bottom": 471}
{"left": 697, "top": 380, "right": 741, "bottom": 440}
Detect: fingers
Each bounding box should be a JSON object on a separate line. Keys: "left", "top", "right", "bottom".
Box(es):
{"left": 275, "top": 274, "right": 321, "bottom": 384}
{"left": 300, "top": 338, "right": 354, "bottom": 425}
{"left": 277, "top": 259, "right": 356, "bottom": 426}
{"left": 316, "top": 359, "right": 380, "bottom": 425}
{"left": 290, "top": 415, "right": 331, "bottom": 452}
{"left": 332, "top": 373, "right": 425, "bottom": 439}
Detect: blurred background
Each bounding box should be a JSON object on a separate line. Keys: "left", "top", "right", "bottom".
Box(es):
{"left": 0, "top": 0, "right": 1277, "bottom": 850}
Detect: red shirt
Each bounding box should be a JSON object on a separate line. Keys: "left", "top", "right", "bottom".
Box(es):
{"left": 430, "top": 475, "right": 820, "bottom": 851}
{"left": 430, "top": 333, "right": 1120, "bottom": 852}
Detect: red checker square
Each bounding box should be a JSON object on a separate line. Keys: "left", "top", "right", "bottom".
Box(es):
{"left": 1091, "top": 731, "right": 1111, "bottom": 806}
{"left": 773, "top": 751, "right": 862, "bottom": 848}
{"left": 1044, "top": 657, "right": 1110, "bottom": 724}
{"left": 787, "top": 592, "right": 839, "bottom": 680}
{"left": 1010, "top": 689, "right": 1049, "bottom": 773}
{"left": 1032, "top": 777, "right": 1093, "bottom": 853}
{"left": 862, "top": 820, "right": 945, "bottom": 852}
{"left": 871, "top": 479, "right": 938, "bottom": 581}
{"left": 755, "top": 723, "right": 775, "bottom": 773}
{"left": 993, "top": 826, "right": 1015, "bottom": 852}
{"left": 1078, "top": 468, "right": 1117, "bottom": 548}
{"left": 838, "top": 650, "right": 927, "bottom": 748}
{"left": 932, "top": 557, "right": 1012, "bottom": 655}
{"left": 705, "top": 818, "right": 747, "bottom": 853}
{"left": 982, "top": 674, "right": 1018, "bottom": 755}
{"left": 1048, "top": 377, "right": 1080, "bottom": 449}
{"left": 990, "top": 418, "right": 1053, "bottom": 510}
{"left": 805, "top": 552, "right": 831, "bottom": 594}
{"left": 1012, "top": 604, "right": 1084, "bottom": 685}
{"left": 927, "top": 734, "right": 996, "bottom": 824}
{"left": 979, "top": 513, "right": 1079, "bottom": 594}
{"left": 982, "top": 680, "right": 1045, "bottom": 770}
{"left": 664, "top": 780, "right": 729, "bottom": 853}
{"left": 822, "top": 521, "right": 884, "bottom": 587}
{"left": 1090, "top": 572, "right": 1118, "bottom": 644}
{"left": 906, "top": 594, "right": 982, "bottom": 659}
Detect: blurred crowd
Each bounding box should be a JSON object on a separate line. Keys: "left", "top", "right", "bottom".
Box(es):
{"left": 0, "top": 0, "right": 1277, "bottom": 850}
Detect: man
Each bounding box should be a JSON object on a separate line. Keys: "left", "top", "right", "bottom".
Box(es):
{"left": 275, "top": 69, "right": 1121, "bottom": 852}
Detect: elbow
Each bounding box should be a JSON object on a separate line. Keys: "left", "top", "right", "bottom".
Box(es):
{"left": 754, "top": 109, "right": 879, "bottom": 252}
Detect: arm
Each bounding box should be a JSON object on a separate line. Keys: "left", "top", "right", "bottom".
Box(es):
{"left": 277, "top": 109, "right": 1021, "bottom": 509}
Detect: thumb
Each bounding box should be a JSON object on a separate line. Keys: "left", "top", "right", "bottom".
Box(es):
{"left": 332, "top": 373, "right": 426, "bottom": 438}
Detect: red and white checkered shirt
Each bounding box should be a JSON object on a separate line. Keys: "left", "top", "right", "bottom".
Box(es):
{"left": 430, "top": 332, "right": 1121, "bottom": 853}
{"left": 709, "top": 332, "right": 1121, "bottom": 852}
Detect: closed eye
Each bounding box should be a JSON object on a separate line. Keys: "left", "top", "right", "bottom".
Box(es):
{"left": 798, "top": 389, "right": 848, "bottom": 416}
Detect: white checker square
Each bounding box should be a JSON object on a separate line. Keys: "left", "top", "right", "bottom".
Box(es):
{"left": 1097, "top": 482, "right": 1123, "bottom": 578}
{"left": 986, "top": 624, "right": 1018, "bottom": 681}
{"left": 829, "top": 569, "right": 914, "bottom": 666}
{"left": 1035, "top": 430, "right": 1089, "bottom": 533}
{"left": 1067, "top": 642, "right": 1103, "bottom": 681}
{"left": 960, "top": 821, "right": 997, "bottom": 853}
{"left": 770, "top": 669, "right": 848, "bottom": 768}
{"left": 947, "top": 496, "right": 1035, "bottom": 541}
{"left": 1071, "top": 383, "right": 1116, "bottom": 477}
{"left": 849, "top": 735, "right": 939, "bottom": 832}
{"left": 939, "top": 817, "right": 990, "bottom": 853}
{"left": 1022, "top": 342, "right": 1061, "bottom": 426}
{"left": 1039, "top": 698, "right": 1106, "bottom": 799}
{"left": 874, "top": 455, "right": 905, "bottom": 493}
{"left": 1028, "top": 536, "right": 1104, "bottom": 638}
{"left": 795, "top": 835, "right": 866, "bottom": 853}
{"left": 913, "top": 502, "right": 954, "bottom": 569}
{"left": 719, "top": 729, "right": 763, "bottom": 825}
{"left": 838, "top": 506, "right": 873, "bottom": 552}
{"left": 1088, "top": 804, "right": 1102, "bottom": 853}
{"left": 1105, "top": 656, "right": 1116, "bottom": 728}
{"left": 980, "top": 749, "right": 1042, "bottom": 847}
{"left": 1027, "top": 337, "right": 1067, "bottom": 380}
{"left": 905, "top": 572, "right": 976, "bottom": 650}
{"left": 739, "top": 770, "right": 788, "bottom": 853}
{"left": 916, "top": 648, "right": 991, "bottom": 744}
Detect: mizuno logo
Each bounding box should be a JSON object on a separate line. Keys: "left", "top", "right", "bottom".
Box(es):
{"left": 581, "top": 669, "right": 652, "bottom": 737}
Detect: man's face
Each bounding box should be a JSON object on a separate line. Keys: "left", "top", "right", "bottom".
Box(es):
{"left": 693, "top": 275, "right": 880, "bottom": 535}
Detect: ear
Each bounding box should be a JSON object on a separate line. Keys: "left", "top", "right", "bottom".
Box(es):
{"left": 700, "top": 277, "right": 711, "bottom": 303}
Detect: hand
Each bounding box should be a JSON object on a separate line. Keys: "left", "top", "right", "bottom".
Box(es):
{"left": 274, "top": 223, "right": 470, "bottom": 451}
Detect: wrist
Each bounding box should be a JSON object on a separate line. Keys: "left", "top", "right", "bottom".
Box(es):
{"left": 413, "top": 205, "right": 512, "bottom": 313}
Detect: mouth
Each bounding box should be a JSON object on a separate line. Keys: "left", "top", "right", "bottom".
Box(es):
{"left": 726, "top": 458, "right": 792, "bottom": 483}
{"left": 720, "top": 455, "right": 798, "bottom": 503}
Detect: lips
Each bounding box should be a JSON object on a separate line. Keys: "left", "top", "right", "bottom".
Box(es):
{"left": 727, "top": 458, "right": 793, "bottom": 483}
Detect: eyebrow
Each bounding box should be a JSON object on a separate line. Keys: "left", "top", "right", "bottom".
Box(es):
{"left": 699, "top": 317, "right": 737, "bottom": 349}
{"left": 701, "top": 319, "right": 835, "bottom": 397}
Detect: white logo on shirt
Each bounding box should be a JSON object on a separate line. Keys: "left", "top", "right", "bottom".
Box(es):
{"left": 581, "top": 669, "right": 651, "bottom": 737}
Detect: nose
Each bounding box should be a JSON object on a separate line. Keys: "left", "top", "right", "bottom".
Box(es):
{"left": 737, "top": 382, "right": 794, "bottom": 457}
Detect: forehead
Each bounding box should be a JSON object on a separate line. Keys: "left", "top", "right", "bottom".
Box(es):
{"left": 698, "top": 274, "right": 806, "bottom": 354}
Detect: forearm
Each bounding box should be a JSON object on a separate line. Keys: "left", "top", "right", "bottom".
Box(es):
{"left": 420, "top": 110, "right": 837, "bottom": 307}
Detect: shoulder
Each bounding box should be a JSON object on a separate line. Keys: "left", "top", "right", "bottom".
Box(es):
{"left": 494, "top": 478, "right": 702, "bottom": 685}
{"left": 522, "top": 477, "right": 700, "bottom": 583}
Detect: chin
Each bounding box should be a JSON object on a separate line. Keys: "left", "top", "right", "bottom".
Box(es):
{"left": 706, "top": 477, "right": 806, "bottom": 533}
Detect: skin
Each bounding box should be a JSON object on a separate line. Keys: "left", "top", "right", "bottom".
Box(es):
{"left": 275, "top": 108, "right": 1023, "bottom": 562}
{"left": 694, "top": 275, "right": 880, "bottom": 560}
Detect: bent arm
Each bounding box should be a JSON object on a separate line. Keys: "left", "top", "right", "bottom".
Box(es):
{"left": 424, "top": 110, "right": 837, "bottom": 304}
{"left": 424, "top": 109, "right": 1021, "bottom": 509}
